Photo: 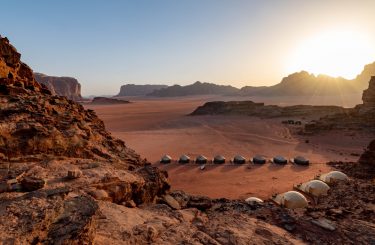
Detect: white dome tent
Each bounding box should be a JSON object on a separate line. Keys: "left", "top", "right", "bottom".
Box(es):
{"left": 160, "top": 155, "right": 172, "bottom": 164}
{"left": 245, "top": 197, "right": 263, "bottom": 204}
{"left": 178, "top": 154, "right": 190, "bottom": 164}
{"left": 272, "top": 191, "right": 308, "bottom": 209}
{"left": 296, "top": 180, "right": 330, "bottom": 197}
{"left": 319, "top": 171, "right": 348, "bottom": 184}
{"left": 213, "top": 155, "right": 226, "bottom": 164}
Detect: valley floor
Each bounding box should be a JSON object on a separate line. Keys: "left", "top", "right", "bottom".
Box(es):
{"left": 85, "top": 96, "right": 372, "bottom": 199}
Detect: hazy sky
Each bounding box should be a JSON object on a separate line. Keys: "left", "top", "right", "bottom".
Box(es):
{"left": 1, "top": 0, "right": 375, "bottom": 96}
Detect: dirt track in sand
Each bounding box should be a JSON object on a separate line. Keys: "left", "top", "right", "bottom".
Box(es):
{"left": 85, "top": 96, "right": 371, "bottom": 199}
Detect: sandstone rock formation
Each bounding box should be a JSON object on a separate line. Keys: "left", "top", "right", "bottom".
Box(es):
{"left": 0, "top": 36, "right": 46, "bottom": 94}
{"left": 191, "top": 100, "right": 348, "bottom": 118}
{"left": 118, "top": 62, "right": 375, "bottom": 99}
{"left": 304, "top": 76, "right": 375, "bottom": 133}
{"left": 333, "top": 139, "right": 375, "bottom": 179}
{"left": 91, "top": 96, "right": 130, "bottom": 105}
{"left": 148, "top": 81, "right": 239, "bottom": 97}
{"left": 0, "top": 36, "right": 170, "bottom": 243}
{"left": 240, "top": 63, "right": 375, "bottom": 97}
{"left": 359, "top": 139, "right": 375, "bottom": 165}
{"left": 361, "top": 76, "right": 375, "bottom": 107}
{"left": 116, "top": 84, "right": 168, "bottom": 97}
{"left": 34, "top": 72, "right": 83, "bottom": 101}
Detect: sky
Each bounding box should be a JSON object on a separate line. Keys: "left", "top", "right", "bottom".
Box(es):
{"left": 1, "top": 0, "right": 375, "bottom": 96}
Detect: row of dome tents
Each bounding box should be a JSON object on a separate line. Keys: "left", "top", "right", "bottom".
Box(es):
{"left": 245, "top": 171, "right": 349, "bottom": 209}
{"left": 160, "top": 154, "right": 310, "bottom": 165}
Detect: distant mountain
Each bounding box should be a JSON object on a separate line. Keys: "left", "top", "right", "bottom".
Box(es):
{"left": 148, "top": 81, "right": 239, "bottom": 97}
{"left": 34, "top": 73, "right": 82, "bottom": 101}
{"left": 240, "top": 62, "right": 375, "bottom": 97}
{"left": 116, "top": 84, "right": 168, "bottom": 97}
{"left": 116, "top": 61, "right": 375, "bottom": 99}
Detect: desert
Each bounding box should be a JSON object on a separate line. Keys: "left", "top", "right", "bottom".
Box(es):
{"left": 85, "top": 96, "right": 372, "bottom": 200}
{"left": 1, "top": 1, "right": 375, "bottom": 244}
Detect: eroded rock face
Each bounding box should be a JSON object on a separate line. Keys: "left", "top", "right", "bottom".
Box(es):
{"left": 0, "top": 36, "right": 47, "bottom": 94}
{"left": 362, "top": 76, "right": 375, "bottom": 107}
{"left": 359, "top": 139, "right": 375, "bottom": 165}
{"left": 0, "top": 36, "right": 170, "bottom": 244}
{"left": 303, "top": 76, "right": 375, "bottom": 133}
{"left": 34, "top": 73, "right": 83, "bottom": 101}
{"left": 116, "top": 84, "right": 168, "bottom": 97}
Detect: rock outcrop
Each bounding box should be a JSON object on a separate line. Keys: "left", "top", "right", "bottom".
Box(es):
{"left": 361, "top": 76, "right": 375, "bottom": 107}
{"left": 34, "top": 72, "right": 83, "bottom": 101}
{"left": 91, "top": 96, "right": 130, "bottom": 105}
{"left": 0, "top": 36, "right": 47, "bottom": 94}
{"left": 359, "top": 139, "right": 375, "bottom": 165}
{"left": 148, "top": 81, "right": 239, "bottom": 97}
{"left": 116, "top": 84, "right": 168, "bottom": 97}
{"left": 304, "top": 76, "right": 375, "bottom": 133}
{"left": 0, "top": 36, "right": 170, "bottom": 244}
{"left": 191, "top": 100, "right": 348, "bottom": 118}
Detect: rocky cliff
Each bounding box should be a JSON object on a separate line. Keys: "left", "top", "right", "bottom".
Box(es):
{"left": 0, "top": 36, "right": 170, "bottom": 243}
{"left": 148, "top": 81, "right": 239, "bottom": 97}
{"left": 304, "top": 76, "right": 375, "bottom": 133}
{"left": 361, "top": 76, "right": 375, "bottom": 107}
{"left": 0, "top": 36, "right": 46, "bottom": 94}
{"left": 116, "top": 84, "right": 168, "bottom": 97}
{"left": 34, "top": 72, "right": 83, "bottom": 101}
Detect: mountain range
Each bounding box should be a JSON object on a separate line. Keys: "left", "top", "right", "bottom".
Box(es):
{"left": 116, "top": 61, "right": 375, "bottom": 98}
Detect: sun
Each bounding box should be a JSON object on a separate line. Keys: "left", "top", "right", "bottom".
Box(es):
{"left": 286, "top": 30, "right": 375, "bottom": 79}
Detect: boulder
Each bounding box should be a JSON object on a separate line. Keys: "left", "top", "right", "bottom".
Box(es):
{"left": 187, "top": 195, "right": 212, "bottom": 210}
{"left": 20, "top": 176, "right": 45, "bottom": 191}
{"left": 162, "top": 194, "right": 181, "bottom": 210}
{"left": 67, "top": 169, "right": 83, "bottom": 179}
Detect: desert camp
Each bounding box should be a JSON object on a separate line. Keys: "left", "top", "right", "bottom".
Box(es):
{"left": 195, "top": 155, "right": 208, "bottom": 164}
{"left": 293, "top": 156, "right": 310, "bottom": 165}
{"left": 178, "top": 154, "right": 190, "bottom": 164}
{"left": 160, "top": 154, "right": 172, "bottom": 164}
{"left": 318, "top": 171, "right": 349, "bottom": 184}
{"left": 233, "top": 155, "right": 246, "bottom": 164}
{"left": 272, "top": 191, "right": 308, "bottom": 209}
{"left": 213, "top": 155, "right": 226, "bottom": 164}
{"left": 295, "top": 180, "right": 330, "bottom": 197}
{"left": 252, "top": 155, "right": 267, "bottom": 164}
{"left": 273, "top": 155, "right": 288, "bottom": 164}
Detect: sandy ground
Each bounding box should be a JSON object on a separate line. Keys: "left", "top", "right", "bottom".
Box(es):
{"left": 84, "top": 95, "right": 372, "bottom": 200}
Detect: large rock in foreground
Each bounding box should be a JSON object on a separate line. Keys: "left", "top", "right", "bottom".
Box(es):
{"left": 0, "top": 36, "right": 170, "bottom": 244}
{"left": 34, "top": 72, "right": 83, "bottom": 101}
